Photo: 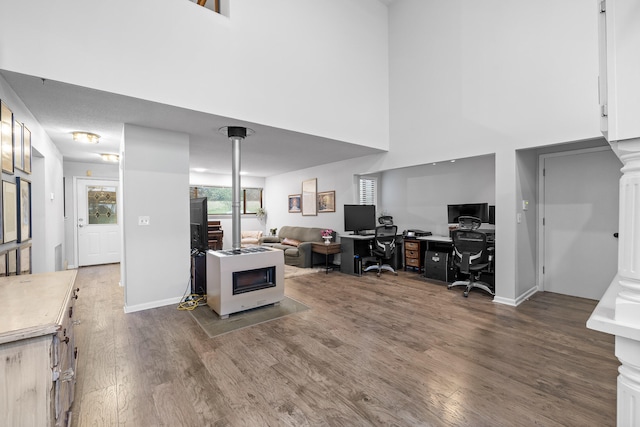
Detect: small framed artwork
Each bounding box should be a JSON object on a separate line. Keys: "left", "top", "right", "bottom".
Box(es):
{"left": 18, "top": 244, "right": 31, "bottom": 275}
{"left": 13, "top": 118, "right": 23, "bottom": 171}
{"left": 1, "top": 101, "right": 14, "bottom": 174}
{"left": 288, "top": 194, "right": 301, "bottom": 213}
{"left": 16, "top": 177, "right": 31, "bottom": 242}
{"left": 301, "top": 178, "right": 317, "bottom": 216}
{"left": 317, "top": 191, "right": 336, "bottom": 213}
{"left": 7, "top": 249, "right": 17, "bottom": 276}
{"left": 3, "top": 180, "right": 17, "bottom": 243}
{"left": 23, "top": 125, "right": 31, "bottom": 174}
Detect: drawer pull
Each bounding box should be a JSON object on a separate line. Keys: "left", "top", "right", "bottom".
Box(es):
{"left": 61, "top": 368, "right": 75, "bottom": 382}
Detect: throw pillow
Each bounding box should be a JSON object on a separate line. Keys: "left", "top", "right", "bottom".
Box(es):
{"left": 282, "top": 237, "right": 301, "bottom": 247}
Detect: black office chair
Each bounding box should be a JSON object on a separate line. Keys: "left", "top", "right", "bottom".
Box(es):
{"left": 363, "top": 224, "right": 399, "bottom": 277}
{"left": 448, "top": 216, "right": 494, "bottom": 297}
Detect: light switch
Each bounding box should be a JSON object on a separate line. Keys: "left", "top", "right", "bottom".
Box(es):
{"left": 517, "top": 213, "right": 522, "bottom": 223}
{"left": 138, "top": 216, "right": 150, "bottom": 226}
{"left": 522, "top": 200, "right": 529, "bottom": 211}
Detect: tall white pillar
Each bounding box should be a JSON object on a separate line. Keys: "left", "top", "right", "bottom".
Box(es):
{"left": 614, "top": 141, "right": 640, "bottom": 426}
{"left": 588, "top": 139, "right": 640, "bottom": 427}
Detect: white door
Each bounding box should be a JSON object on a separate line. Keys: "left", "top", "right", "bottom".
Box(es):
{"left": 542, "top": 148, "right": 621, "bottom": 300}
{"left": 77, "top": 178, "right": 120, "bottom": 266}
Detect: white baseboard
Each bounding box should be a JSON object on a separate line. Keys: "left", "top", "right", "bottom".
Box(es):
{"left": 123, "top": 296, "right": 183, "bottom": 313}
{"left": 494, "top": 285, "right": 539, "bottom": 307}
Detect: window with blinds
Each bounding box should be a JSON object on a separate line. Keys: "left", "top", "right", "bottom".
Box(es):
{"left": 359, "top": 177, "right": 377, "bottom": 205}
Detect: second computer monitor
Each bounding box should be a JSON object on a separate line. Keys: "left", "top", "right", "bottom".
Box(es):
{"left": 447, "top": 203, "right": 489, "bottom": 224}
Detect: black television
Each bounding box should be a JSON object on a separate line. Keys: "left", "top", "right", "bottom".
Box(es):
{"left": 447, "top": 203, "right": 489, "bottom": 224}
{"left": 344, "top": 204, "right": 376, "bottom": 235}
{"left": 190, "top": 197, "right": 209, "bottom": 252}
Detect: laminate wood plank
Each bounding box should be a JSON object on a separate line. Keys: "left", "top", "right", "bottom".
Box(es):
{"left": 70, "top": 264, "right": 617, "bottom": 427}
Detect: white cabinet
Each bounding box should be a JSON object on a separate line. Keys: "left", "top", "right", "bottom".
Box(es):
{"left": 598, "top": 0, "right": 640, "bottom": 142}
{"left": 0, "top": 270, "right": 79, "bottom": 427}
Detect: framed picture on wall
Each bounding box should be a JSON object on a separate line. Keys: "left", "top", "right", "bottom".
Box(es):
{"left": 317, "top": 191, "right": 335, "bottom": 213}
{"left": 1, "top": 101, "right": 14, "bottom": 174}
{"left": 13, "top": 118, "right": 23, "bottom": 171}
{"left": 2, "top": 180, "right": 17, "bottom": 243}
{"left": 16, "top": 177, "right": 31, "bottom": 242}
{"left": 288, "top": 194, "right": 301, "bottom": 213}
{"left": 23, "top": 125, "right": 31, "bottom": 174}
{"left": 301, "top": 178, "right": 317, "bottom": 216}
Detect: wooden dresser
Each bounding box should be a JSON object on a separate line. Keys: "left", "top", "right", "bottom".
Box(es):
{"left": 404, "top": 239, "right": 426, "bottom": 272}
{"left": 208, "top": 220, "right": 224, "bottom": 250}
{"left": 0, "top": 270, "right": 79, "bottom": 427}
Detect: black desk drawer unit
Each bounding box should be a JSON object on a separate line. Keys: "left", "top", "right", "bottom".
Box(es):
{"left": 424, "top": 250, "right": 454, "bottom": 282}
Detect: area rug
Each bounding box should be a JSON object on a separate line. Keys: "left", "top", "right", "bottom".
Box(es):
{"left": 190, "top": 296, "right": 310, "bottom": 338}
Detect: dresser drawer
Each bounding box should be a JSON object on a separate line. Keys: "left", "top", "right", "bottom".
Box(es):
{"left": 406, "top": 257, "right": 421, "bottom": 267}
{"left": 405, "top": 250, "right": 419, "bottom": 259}
{"left": 405, "top": 241, "right": 419, "bottom": 250}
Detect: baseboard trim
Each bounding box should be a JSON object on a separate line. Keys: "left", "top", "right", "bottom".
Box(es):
{"left": 493, "top": 285, "right": 539, "bottom": 307}
{"left": 493, "top": 296, "right": 517, "bottom": 306}
{"left": 124, "top": 296, "right": 183, "bottom": 313}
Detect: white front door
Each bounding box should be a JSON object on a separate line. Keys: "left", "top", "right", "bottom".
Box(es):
{"left": 542, "top": 147, "right": 621, "bottom": 300}
{"left": 77, "top": 178, "right": 120, "bottom": 266}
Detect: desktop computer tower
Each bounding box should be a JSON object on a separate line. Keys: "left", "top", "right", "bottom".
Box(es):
{"left": 424, "top": 250, "right": 453, "bottom": 283}
{"left": 191, "top": 252, "right": 207, "bottom": 295}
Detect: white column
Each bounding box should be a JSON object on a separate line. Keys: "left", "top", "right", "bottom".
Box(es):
{"left": 614, "top": 140, "right": 640, "bottom": 427}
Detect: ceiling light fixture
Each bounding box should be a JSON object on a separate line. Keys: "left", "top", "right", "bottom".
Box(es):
{"left": 72, "top": 131, "right": 100, "bottom": 144}
{"left": 100, "top": 153, "right": 119, "bottom": 162}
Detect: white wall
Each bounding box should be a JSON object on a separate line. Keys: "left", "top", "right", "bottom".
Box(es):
{"left": 383, "top": 0, "right": 600, "bottom": 171}
{"left": 0, "top": 0, "right": 389, "bottom": 151}
{"left": 380, "top": 155, "right": 495, "bottom": 237}
{"left": 264, "top": 157, "right": 371, "bottom": 237}
{"left": 0, "top": 75, "right": 64, "bottom": 273}
{"left": 121, "top": 125, "right": 190, "bottom": 312}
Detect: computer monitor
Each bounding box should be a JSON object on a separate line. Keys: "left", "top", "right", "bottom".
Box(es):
{"left": 447, "top": 203, "right": 489, "bottom": 224}
{"left": 190, "top": 197, "right": 209, "bottom": 252}
{"left": 344, "top": 204, "right": 376, "bottom": 235}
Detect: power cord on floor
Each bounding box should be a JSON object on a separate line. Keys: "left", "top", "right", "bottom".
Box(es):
{"left": 177, "top": 270, "right": 205, "bottom": 311}
{"left": 178, "top": 293, "right": 205, "bottom": 311}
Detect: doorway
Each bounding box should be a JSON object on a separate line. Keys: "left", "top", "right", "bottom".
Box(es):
{"left": 539, "top": 147, "right": 621, "bottom": 300}
{"left": 75, "top": 178, "right": 121, "bottom": 266}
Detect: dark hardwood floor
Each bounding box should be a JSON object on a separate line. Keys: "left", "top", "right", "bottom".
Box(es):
{"left": 71, "top": 264, "right": 617, "bottom": 426}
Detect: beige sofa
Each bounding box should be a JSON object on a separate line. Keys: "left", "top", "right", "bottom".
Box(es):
{"left": 260, "top": 225, "right": 333, "bottom": 267}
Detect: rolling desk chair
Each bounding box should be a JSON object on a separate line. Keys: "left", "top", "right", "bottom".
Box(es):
{"left": 363, "top": 223, "right": 399, "bottom": 277}
{"left": 448, "top": 216, "right": 494, "bottom": 297}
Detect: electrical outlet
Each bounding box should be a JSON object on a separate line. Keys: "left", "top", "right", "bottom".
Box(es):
{"left": 138, "top": 216, "right": 150, "bottom": 226}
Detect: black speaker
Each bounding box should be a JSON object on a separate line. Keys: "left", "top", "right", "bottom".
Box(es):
{"left": 191, "top": 253, "right": 207, "bottom": 295}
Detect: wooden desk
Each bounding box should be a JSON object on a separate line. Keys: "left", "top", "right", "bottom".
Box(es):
{"left": 312, "top": 242, "right": 341, "bottom": 273}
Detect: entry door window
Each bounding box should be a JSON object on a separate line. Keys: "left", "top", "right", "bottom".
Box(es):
{"left": 87, "top": 186, "right": 117, "bottom": 225}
